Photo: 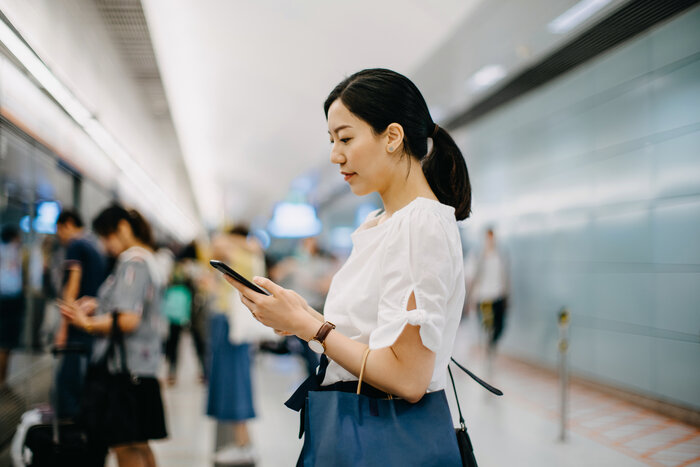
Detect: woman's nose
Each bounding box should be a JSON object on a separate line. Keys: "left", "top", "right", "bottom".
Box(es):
{"left": 330, "top": 145, "right": 345, "bottom": 164}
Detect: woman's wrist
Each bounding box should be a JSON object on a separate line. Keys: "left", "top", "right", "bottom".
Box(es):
{"left": 83, "top": 318, "right": 94, "bottom": 334}
{"left": 297, "top": 314, "right": 324, "bottom": 342}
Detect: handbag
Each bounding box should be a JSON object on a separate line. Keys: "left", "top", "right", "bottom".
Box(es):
{"left": 449, "top": 357, "right": 504, "bottom": 467}
{"left": 80, "top": 311, "right": 142, "bottom": 446}
{"left": 300, "top": 348, "right": 463, "bottom": 467}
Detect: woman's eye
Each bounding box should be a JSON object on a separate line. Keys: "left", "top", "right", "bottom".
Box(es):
{"left": 340, "top": 138, "right": 351, "bottom": 143}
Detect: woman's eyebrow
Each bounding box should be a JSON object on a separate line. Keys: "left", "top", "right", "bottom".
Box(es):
{"left": 329, "top": 124, "right": 352, "bottom": 134}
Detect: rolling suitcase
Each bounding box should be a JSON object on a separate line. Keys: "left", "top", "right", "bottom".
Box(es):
{"left": 10, "top": 345, "right": 107, "bottom": 467}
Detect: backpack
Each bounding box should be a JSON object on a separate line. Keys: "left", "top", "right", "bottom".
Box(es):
{"left": 161, "top": 284, "right": 192, "bottom": 325}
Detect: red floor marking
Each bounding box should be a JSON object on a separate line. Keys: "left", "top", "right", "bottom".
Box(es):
{"left": 641, "top": 432, "right": 700, "bottom": 460}
{"left": 677, "top": 454, "right": 700, "bottom": 466}
{"left": 570, "top": 400, "right": 632, "bottom": 424}
{"left": 595, "top": 413, "right": 652, "bottom": 437}
{"left": 613, "top": 421, "right": 674, "bottom": 447}
{"left": 469, "top": 347, "right": 699, "bottom": 467}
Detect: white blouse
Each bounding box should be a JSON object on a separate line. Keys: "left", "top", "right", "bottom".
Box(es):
{"left": 322, "top": 197, "right": 465, "bottom": 391}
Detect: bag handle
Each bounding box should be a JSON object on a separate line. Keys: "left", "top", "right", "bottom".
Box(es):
{"left": 101, "top": 310, "right": 130, "bottom": 374}
{"left": 356, "top": 347, "right": 371, "bottom": 395}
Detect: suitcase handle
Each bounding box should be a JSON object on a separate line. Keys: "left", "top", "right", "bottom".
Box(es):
{"left": 51, "top": 344, "right": 90, "bottom": 356}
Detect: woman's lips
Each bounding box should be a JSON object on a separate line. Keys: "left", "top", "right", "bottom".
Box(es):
{"left": 342, "top": 172, "right": 355, "bottom": 182}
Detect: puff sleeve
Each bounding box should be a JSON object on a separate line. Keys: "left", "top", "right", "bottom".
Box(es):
{"left": 368, "top": 209, "right": 455, "bottom": 353}
{"left": 110, "top": 259, "right": 151, "bottom": 315}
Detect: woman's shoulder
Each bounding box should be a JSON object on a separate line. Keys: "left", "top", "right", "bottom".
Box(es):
{"left": 394, "top": 197, "right": 458, "bottom": 235}
{"left": 115, "top": 249, "right": 156, "bottom": 283}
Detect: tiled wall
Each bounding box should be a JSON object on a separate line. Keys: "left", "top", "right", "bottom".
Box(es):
{"left": 454, "top": 7, "right": 700, "bottom": 409}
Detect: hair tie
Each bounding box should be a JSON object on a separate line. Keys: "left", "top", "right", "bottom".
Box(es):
{"left": 431, "top": 124, "right": 439, "bottom": 138}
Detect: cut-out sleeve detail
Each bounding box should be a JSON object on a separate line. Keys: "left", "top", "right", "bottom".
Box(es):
{"left": 110, "top": 259, "right": 150, "bottom": 316}
{"left": 368, "top": 210, "right": 453, "bottom": 353}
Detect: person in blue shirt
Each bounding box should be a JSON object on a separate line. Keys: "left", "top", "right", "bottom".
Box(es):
{"left": 54, "top": 209, "right": 107, "bottom": 418}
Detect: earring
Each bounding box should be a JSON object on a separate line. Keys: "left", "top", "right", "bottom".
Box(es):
{"left": 388, "top": 146, "right": 394, "bottom": 152}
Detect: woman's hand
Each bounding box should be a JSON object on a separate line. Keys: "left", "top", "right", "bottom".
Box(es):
{"left": 75, "top": 296, "right": 99, "bottom": 315}
{"left": 58, "top": 299, "right": 91, "bottom": 331}
{"left": 223, "top": 276, "right": 321, "bottom": 340}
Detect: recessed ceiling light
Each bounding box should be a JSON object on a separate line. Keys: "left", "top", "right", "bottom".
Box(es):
{"left": 548, "top": 0, "right": 612, "bottom": 34}
{"left": 466, "top": 65, "right": 507, "bottom": 92}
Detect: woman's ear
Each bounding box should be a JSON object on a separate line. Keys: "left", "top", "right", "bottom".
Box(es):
{"left": 385, "top": 123, "right": 404, "bottom": 153}
{"left": 117, "top": 219, "right": 132, "bottom": 239}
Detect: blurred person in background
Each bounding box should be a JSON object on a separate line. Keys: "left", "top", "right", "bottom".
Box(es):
{"left": 162, "top": 243, "right": 208, "bottom": 385}
{"left": 266, "top": 236, "right": 339, "bottom": 376}
{"left": 207, "top": 226, "right": 266, "bottom": 465}
{"left": 54, "top": 209, "right": 107, "bottom": 419}
{"left": 0, "top": 224, "right": 24, "bottom": 386}
{"left": 275, "top": 236, "right": 338, "bottom": 314}
{"left": 466, "top": 227, "right": 510, "bottom": 353}
{"left": 60, "top": 205, "right": 166, "bottom": 467}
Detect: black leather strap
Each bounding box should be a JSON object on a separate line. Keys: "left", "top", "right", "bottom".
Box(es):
{"left": 448, "top": 366, "right": 466, "bottom": 430}
{"left": 450, "top": 357, "right": 503, "bottom": 396}
{"left": 99, "top": 310, "right": 130, "bottom": 374}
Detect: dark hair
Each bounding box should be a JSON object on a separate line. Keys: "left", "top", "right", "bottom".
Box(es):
{"left": 1, "top": 224, "right": 20, "bottom": 243}
{"left": 324, "top": 68, "right": 471, "bottom": 220}
{"left": 56, "top": 209, "right": 84, "bottom": 228}
{"left": 228, "top": 225, "right": 250, "bottom": 238}
{"left": 178, "top": 241, "right": 198, "bottom": 260}
{"left": 92, "top": 204, "right": 154, "bottom": 247}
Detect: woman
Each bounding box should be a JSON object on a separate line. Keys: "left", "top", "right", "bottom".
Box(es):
{"left": 61, "top": 205, "right": 166, "bottom": 467}
{"left": 225, "top": 69, "right": 471, "bottom": 463}
{"left": 207, "top": 227, "right": 262, "bottom": 464}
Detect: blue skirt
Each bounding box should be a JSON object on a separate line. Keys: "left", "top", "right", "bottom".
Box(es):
{"left": 206, "top": 313, "right": 255, "bottom": 421}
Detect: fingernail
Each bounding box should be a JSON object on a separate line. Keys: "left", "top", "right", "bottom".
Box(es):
{"left": 253, "top": 276, "right": 262, "bottom": 283}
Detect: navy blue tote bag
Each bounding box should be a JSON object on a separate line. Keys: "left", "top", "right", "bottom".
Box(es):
{"left": 295, "top": 348, "right": 462, "bottom": 467}
{"left": 303, "top": 388, "right": 462, "bottom": 466}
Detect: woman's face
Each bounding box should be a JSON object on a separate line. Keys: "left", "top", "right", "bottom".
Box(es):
{"left": 100, "top": 233, "right": 124, "bottom": 257}
{"left": 99, "top": 220, "right": 131, "bottom": 257}
{"left": 327, "top": 99, "right": 396, "bottom": 197}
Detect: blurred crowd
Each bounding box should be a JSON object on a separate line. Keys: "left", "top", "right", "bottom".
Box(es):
{"left": 0, "top": 203, "right": 511, "bottom": 466}
{"left": 0, "top": 204, "right": 341, "bottom": 466}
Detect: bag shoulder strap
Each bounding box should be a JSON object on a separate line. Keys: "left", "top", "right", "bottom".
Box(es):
{"left": 98, "top": 310, "right": 130, "bottom": 374}
{"left": 450, "top": 357, "right": 503, "bottom": 396}
{"left": 448, "top": 366, "right": 466, "bottom": 430}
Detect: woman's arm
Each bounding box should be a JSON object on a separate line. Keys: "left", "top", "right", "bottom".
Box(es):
{"left": 59, "top": 300, "right": 142, "bottom": 335}
{"left": 228, "top": 276, "right": 435, "bottom": 402}
{"left": 323, "top": 323, "right": 435, "bottom": 403}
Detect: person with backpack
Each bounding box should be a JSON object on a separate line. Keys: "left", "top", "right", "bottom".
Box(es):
{"left": 162, "top": 255, "right": 195, "bottom": 386}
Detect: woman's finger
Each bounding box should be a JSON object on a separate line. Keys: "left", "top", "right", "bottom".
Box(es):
{"left": 60, "top": 309, "right": 74, "bottom": 321}
{"left": 252, "top": 276, "right": 284, "bottom": 296}
{"left": 240, "top": 293, "right": 256, "bottom": 312}
{"left": 225, "top": 275, "right": 264, "bottom": 304}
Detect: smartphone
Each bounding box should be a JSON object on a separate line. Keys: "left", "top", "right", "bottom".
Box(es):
{"left": 209, "top": 260, "right": 271, "bottom": 296}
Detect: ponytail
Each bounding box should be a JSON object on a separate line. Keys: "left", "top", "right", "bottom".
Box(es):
{"left": 126, "top": 209, "right": 154, "bottom": 247}
{"left": 325, "top": 68, "right": 472, "bottom": 221}
{"left": 93, "top": 204, "right": 154, "bottom": 247}
{"left": 422, "top": 126, "right": 471, "bottom": 221}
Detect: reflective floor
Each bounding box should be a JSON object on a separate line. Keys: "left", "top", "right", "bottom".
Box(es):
{"left": 110, "top": 319, "right": 700, "bottom": 467}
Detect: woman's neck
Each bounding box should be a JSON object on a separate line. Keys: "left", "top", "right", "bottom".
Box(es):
{"left": 379, "top": 157, "right": 437, "bottom": 217}
{"left": 123, "top": 239, "right": 151, "bottom": 252}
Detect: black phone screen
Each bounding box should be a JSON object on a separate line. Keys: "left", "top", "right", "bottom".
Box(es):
{"left": 209, "top": 260, "right": 271, "bottom": 296}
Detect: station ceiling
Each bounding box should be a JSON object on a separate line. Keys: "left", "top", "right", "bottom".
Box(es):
{"left": 139, "top": 0, "right": 482, "bottom": 226}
